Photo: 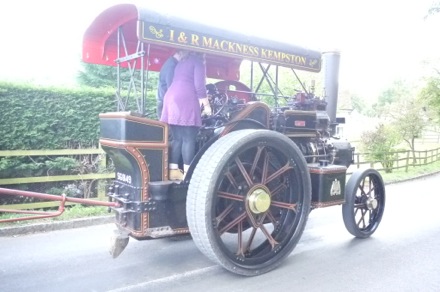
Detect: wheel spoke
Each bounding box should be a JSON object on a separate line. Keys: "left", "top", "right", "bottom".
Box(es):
{"left": 269, "top": 183, "right": 287, "bottom": 197}
{"left": 271, "top": 200, "right": 297, "bottom": 211}
{"left": 244, "top": 227, "right": 258, "bottom": 254}
{"left": 218, "top": 191, "right": 245, "bottom": 202}
{"left": 264, "top": 162, "right": 292, "bottom": 185}
{"left": 260, "top": 224, "right": 279, "bottom": 248}
{"left": 261, "top": 150, "right": 270, "bottom": 184}
{"left": 235, "top": 157, "right": 254, "bottom": 187}
{"left": 225, "top": 171, "right": 240, "bottom": 189}
{"left": 215, "top": 203, "right": 235, "bottom": 224}
{"left": 236, "top": 221, "right": 245, "bottom": 256}
{"left": 219, "top": 211, "right": 247, "bottom": 235}
{"left": 356, "top": 208, "right": 367, "bottom": 228}
{"left": 250, "top": 146, "right": 264, "bottom": 178}
{"left": 266, "top": 210, "right": 277, "bottom": 225}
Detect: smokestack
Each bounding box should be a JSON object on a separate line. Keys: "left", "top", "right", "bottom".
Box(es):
{"left": 322, "top": 51, "right": 341, "bottom": 134}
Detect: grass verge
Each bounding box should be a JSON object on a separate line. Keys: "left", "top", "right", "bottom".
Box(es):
{"left": 379, "top": 160, "right": 440, "bottom": 183}
{"left": 0, "top": 204, "right": 110, "bottom": 227}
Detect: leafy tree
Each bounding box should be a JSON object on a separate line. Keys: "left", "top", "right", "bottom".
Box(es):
{"left": 372, "top": 80, "right": 412, "bottom": 118}
{"left": 77, "top": 62, "right": 117, "bottom": 88}
{"left": 420, "top": 72, "right": 440, "bottom": 123}
{"left": 337, "top": 89, "right": 369, "bottom": 115}
{"left": 388, "top": 99, "right": 427, "bottom": 163}
{"left": 360, "top": 124, "right": 401, "bottom": 173}
{"left": 77, "top": 61, "right": 159, "bottom": 116}
{"left": 427, "top": 1, "right": 440, "bottom": 16}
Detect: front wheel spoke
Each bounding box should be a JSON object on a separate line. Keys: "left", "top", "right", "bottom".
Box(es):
{"left": 260, "top": 224, "right": 278, "bottom": 248}
{"left": 219, "top": 212, "right": 247, "bottom": 235}
{"left": 368, "top": 209, "right": 374, "bottom": 223}
{"left": 359, "top": 186, "right": 374, "bottom": 197}
{"left": 235, "top": 157, "right": 253, "bottom": 187}
{"left": 353, "top": 206, "right": 360, "bottom": 218}
{"left": 356, "top": 208, "right": 367, "bottom": 228}
{"left": 218, "top": 191, "right": 245, "bottom": 202}
{"left": 264, "top": 163, "right": 292, "bottom": 185}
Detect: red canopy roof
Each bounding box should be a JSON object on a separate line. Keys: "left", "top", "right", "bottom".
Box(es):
{"left": 82, "top": 4, "right": 322, "bottom": 81}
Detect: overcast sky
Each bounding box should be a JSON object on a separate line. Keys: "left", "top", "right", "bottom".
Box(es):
{"left": 0, "top": 0, "right": 439, "bottom": 99}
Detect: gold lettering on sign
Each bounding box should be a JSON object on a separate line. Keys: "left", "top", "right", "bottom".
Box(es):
{"left": 178, "top": 32, "right": 188, "bottom": 43}
{"left": 169, "top": 29, "right": 175, "bottom": 41}
{"left": 220, "top": 40, "right": 228, "bottom": 51}
{"left": 140, "top": 21, "right": 319, "bottom": 70}
{"left": 191, "top": 34, "right": 200, "bottom": 46}
{"left": 202, "top": 36, "right": 213, "bottom": 48}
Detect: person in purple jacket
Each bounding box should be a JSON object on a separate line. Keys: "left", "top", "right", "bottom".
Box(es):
{"left": 156, "top": 50, "right": 186, "bottom": 119}
{"left": 160, "top": 51, "right": 212, "bottom": 181}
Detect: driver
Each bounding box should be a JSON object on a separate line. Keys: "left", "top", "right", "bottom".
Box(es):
{"left": 160, "top": 51, "right": 212, "bottom": 181}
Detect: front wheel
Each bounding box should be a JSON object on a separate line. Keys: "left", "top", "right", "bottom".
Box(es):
{"left": 187, "top": 129, "right": 311, "bottom": 276}
{"left": 342, "top": 168, "right": 385, "bottom": 238}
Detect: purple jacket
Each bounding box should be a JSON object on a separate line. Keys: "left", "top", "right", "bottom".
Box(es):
{"left": 160, "top": 54, "right": 206, "bottom": 127}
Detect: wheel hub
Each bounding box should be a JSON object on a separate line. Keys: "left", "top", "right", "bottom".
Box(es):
{"left": 248, "top": 188, "right": 271, "bottom": 214}
{"left": 366, "top": 197, "right": 378, "bottom": 210}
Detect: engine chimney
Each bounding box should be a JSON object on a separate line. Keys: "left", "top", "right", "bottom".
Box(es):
{"left": 322, "top": 51, "right": 341, "bottom": 135}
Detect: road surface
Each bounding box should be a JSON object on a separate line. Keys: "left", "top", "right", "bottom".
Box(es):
{"left": 1, "top": 173, "right": 439, "bottom": 291}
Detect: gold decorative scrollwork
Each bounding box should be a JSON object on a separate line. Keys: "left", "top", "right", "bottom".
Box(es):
{"left": 149, "top": 26, "right": 164, "bottom": 38}
{"left": 309, "top": 59, "right": 318, "bottom": 67}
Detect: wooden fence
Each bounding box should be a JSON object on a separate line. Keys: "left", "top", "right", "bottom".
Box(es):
{"left": 1, "top": 147, "right": 440, "bottom": 211}
{"left": 0, "top": 149, "right": 114, "bottom": 210}
{"left": 349, "top": 147, "right": 440, "bottom": 174}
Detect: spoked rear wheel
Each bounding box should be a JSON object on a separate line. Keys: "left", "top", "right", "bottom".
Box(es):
{"left": 342, "top": 168, "right": 386, "bottom": 238}
{"left": 187, "top": 129, "right": 311, "bottom": 276}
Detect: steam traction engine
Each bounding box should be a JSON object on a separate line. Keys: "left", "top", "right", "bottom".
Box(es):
{"left": 0, "top": 4, "right": 386, "bottom": 277}
{"left": 76, "top": 4, "right": 387, "bottom": 276}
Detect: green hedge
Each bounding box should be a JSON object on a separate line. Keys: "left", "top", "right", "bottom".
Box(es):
{"left": 0, "top": 82, "right": 116, "bottom": 150}
{"left": 0, "top": 82, "right": 118, "bottom": 199}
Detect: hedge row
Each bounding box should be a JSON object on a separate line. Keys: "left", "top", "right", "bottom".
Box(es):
{"left": 0, "top": 82, "right": 117, "bottom": 150}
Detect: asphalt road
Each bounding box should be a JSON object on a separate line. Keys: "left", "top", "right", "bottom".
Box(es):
{"left": 1, "top": 173, "right": 439, "bottom": 292}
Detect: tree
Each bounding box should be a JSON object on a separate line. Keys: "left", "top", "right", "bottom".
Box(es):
{"left": 360, "top": 124, "right": 401, "bottom": 173}
{"left": 77, "top": 62, "right": 117, "bottom": 88}
{"left": 77, "top": 61, "right": 159, "bottom": 116}
{"left": 426, "top": 1, "right": 440, "bottom": 17}
{"left": 372, "top": 80, "right": 412, "bottom": 118}
{"left": 389, "top": 99, "right": 427, "bottom": 163}
{"left": 420, "top": 72, "right": 440, "bottom": 124}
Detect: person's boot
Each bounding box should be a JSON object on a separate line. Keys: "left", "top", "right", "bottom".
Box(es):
{"left": 169, "top": 169, "right": 183, "bottom": 181}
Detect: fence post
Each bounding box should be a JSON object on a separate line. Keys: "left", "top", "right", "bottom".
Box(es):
{"left": 97, "top": 153, "right": 107, "bottom": 201}
{"left": 405, "top": 151, "right": 410, "bottom": 172}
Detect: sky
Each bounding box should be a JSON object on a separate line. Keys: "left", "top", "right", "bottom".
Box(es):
{"left": 0, "top": 0, "right": 439, "bottom": 100}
